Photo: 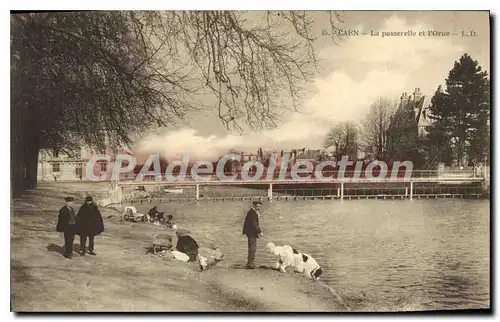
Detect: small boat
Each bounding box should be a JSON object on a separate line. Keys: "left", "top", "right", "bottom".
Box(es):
{"left": 164, "top": 188, "right": 184, "bottom": 194}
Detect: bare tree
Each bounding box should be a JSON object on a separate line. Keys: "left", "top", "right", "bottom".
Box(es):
{"left": 359, "top": 97, "right": 397, "bottom": 159}
{"left": 136, "top": 11, "right": 346, "bottom": 131}
{"left": 11, "top": 11, "right": 344, "bottom": 196}
{"left": 324, "top": 121, "right": 359, "bottom": 160}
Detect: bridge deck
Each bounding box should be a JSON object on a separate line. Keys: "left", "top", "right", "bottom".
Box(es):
{"left": 115, "top": 177, "right": 485, "bottom": 186}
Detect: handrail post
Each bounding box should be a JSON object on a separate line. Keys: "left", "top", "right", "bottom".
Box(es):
{"left": 410, "top": 181, "right": 413, "bottom": 199}
{"left": 341, "top": 181, "right": 344, "bottom": 200}
{"left": 268, "top": 183, "right": 273, "bottom": 201}
{"left": 195, "top": 184, "right": 200, "bottom": 202}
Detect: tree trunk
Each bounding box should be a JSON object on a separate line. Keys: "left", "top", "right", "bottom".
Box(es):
{"left": 377, "top": 114, "right": 383, "bottom": 158}
{"left": 11, "top": 93, "right": 24, "bottom": 198}
{"left": 11, "top": 23, "right": 44, "bottom": 196}
{"left": 25, "top": 140, "right": 40, "bottom": 189}
{"left": 11, "top": 100, "right": 41, "bottom": 195}
{"left": 456, "top": 134, "right": 462, "bottom": 167}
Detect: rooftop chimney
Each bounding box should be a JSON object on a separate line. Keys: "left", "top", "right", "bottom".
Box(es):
{"left": 413, "top": 87, "right": 422, "bottom": 102}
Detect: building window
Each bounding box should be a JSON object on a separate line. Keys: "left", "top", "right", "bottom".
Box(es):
{"left": 52, "top": 163, "right": 60, "bottom": 173}
{"left": 100, "top": 162, "right": 107, "bottom": 172}
{"left": 71, "top": 150, "right": 81, "bottom": 159}
{"left": 75, "top": 165, "right": 83, "bottom": 178}
{"left": 53, "top": 150, "right": 59, "bottom": 158}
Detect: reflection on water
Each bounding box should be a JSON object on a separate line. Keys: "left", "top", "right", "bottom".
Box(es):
{"left": 134, "top": 199, "right": 490, "bottom": 310}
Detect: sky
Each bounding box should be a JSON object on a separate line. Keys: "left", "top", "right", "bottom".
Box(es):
{"left": 135, "top": 11, "right": 490, "bottom": 161}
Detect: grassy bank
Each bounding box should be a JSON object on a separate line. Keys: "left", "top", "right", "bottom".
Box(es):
{"left": 122, "top": 182, "right": 485, "bottom": 202}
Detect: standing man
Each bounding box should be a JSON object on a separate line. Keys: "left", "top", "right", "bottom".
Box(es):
{"left": 242, "top": 201, "right": 263, "bottom": 269}
{"left": 56, "top": 197, "right": 76, "bottom": 259}
{"left": 75, "top": 196, "right": 104, "bottom": 256}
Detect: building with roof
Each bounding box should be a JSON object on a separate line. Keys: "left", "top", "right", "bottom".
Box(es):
{"left": 37, "top": 143, "right": 132, "bottom": 182}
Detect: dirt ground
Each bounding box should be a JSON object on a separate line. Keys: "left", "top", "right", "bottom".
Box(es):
{"left": 10, "top": 182, "right": 357, "bottom": 312}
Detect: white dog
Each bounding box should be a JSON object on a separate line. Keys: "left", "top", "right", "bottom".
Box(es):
{"left": 266, "top": 242, "right": 302, "bottom": 273}
{"left": 295, "top": 253, "right": 323, "bottom": 281}
{"left": 290, "top": 247, "right": 306, "bottom": 271}
{"left": 122, "top": 206, "right": 138, "bottom": 221}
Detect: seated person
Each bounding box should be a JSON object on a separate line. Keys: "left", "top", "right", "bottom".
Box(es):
{"left": 164, "top": 215, "right": 175, "bottom": 228}
{"left": 122, "top": 206, "right": 138, "bottom": 221}
{"left": 148, "top": 206, "right": 159, "bottom": 222}
{"left": 198, "top": 245, "right": 224, "bottom": 271}
{"left": 175, "top": 230, "right": 199, "bottom": 262}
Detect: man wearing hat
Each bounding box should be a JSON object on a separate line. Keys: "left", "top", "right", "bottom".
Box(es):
{"left": 75, "top": 196, "right": 104, "bottom": 256}
{"left": 242, "top": 201, "right": 263, "bottom": 269}
{"left": 56, "top": 197, "right": 76, "bottom": 259}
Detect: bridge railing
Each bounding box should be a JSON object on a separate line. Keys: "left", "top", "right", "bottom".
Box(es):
{"left": 114, "top": 169, "right": 480, "bottom": 184}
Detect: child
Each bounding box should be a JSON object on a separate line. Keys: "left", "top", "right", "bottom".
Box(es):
{"left": 164, "top": 215, "right": 175, "bottom": 228}
{"left": 175, "top": 230, "right": 199, "bottom": 262}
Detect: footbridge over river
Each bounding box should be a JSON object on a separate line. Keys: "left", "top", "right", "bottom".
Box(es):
{"left": 109, "top": 169, "right": 488, "bottom": 203}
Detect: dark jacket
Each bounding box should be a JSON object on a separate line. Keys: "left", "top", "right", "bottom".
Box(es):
{"left": 74, "top": 203, "right": 104, "bottom": 236}
{"left": 242, "top": 208, "right": 262, "bottom": 238}
{"left": 56, "top": 205, "right": 76, "bottom": 233}
{"left": 148, "top": 208, "right": 158, "bottom": 217}
{"left": 176, "top": 235, "right": 199, "bottom": 259}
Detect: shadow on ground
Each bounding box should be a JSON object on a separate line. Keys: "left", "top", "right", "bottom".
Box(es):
{"left": 46, "top": 243, "right": 83, "bottom": 256}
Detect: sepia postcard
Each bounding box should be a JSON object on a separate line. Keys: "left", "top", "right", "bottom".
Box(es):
{"left": 10, "top": 10, "right": 490, "bottom": 312}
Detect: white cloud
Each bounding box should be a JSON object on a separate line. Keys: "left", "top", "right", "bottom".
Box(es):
{"left": 309, "top": 15, "right": 465, "bottom": 123}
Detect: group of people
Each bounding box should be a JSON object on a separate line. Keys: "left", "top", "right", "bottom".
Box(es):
{"left": 56, "top": 196, "right": 104, "bottom": 259}
{"left": 56, "top": 194, "right": 263, "bottom": 270}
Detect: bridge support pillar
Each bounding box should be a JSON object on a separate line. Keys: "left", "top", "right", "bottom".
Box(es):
{"left": 268, "top": 184, "right": 273, "bottom": 201}
{"left": 195, "top": 184, "right": 200, "bottom": 202}
{"left": 410, "top": 181, "right": 413, "bottom": 199}
{"left": 112, "top": 182, "right": 124, "bottom": 204}
{"left": 340, "top": 182, "right": 344, "bottom": 200}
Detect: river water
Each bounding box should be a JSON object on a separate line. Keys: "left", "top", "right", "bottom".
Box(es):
{"left": 134, "top": 199, "right": 490, "bottom": 311}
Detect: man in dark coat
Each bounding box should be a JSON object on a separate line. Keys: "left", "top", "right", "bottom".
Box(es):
{"left": 242, "top": 201, "right": 263, "bottom": 269}
{"left": 56, "top": 196, "right": 77, "bottom": 259}
{"left": 75, "top": 196, "right": 104, "bottom": 256}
